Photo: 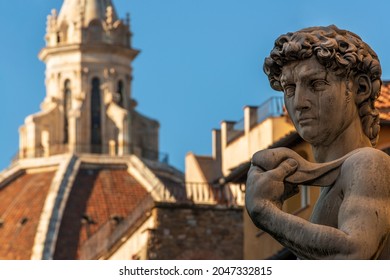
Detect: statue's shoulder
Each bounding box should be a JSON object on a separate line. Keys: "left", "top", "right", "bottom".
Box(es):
{"left": 344, "top": 147, "right": 390, "bottom": 165}
{"left": 340, "top": 147, "right": 390, "bottom": 190}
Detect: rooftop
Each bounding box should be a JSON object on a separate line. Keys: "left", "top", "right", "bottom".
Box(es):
{"left": 378, "top": 81, "right": 390, "bottom": 121}
{"left": 53, "top": 165, "right": 150, "bottom": 259}
{"left": 0, "top": 171, "right": 56, "bottom": 259}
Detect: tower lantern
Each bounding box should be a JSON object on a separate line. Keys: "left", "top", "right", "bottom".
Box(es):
{"left": 19, "top": 0, "right": 159, "bottom": 160}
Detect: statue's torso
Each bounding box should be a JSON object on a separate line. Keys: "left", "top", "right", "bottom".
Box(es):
{"left": 310, "top": 184, "right": 342, "bottom": 228}
{"left": 309, "top": 177, "right": 390, "bottom": 259}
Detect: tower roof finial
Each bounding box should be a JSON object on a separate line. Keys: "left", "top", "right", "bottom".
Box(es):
{"left": 58, "top": 0, "right": 118, "bottom": 27}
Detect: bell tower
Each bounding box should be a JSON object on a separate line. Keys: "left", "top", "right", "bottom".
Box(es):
{"left": 19, "top": 0, "right": 159, "bottom": 159}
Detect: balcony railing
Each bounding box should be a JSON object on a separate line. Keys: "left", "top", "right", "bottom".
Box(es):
{"left": 257, "top": 96, "right": 284, "bottom": 124}
{"left": 225, "top": 96, "right": 285, "bottom": 145}
{"left": 185, "top": 182, "right": 244, "bottom": 206}
{"left": 11, "top": 143, "right": 169, "bottom": 164}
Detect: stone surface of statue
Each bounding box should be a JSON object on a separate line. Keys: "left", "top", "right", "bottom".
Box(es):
{"left": 245, "top": 25, "right": 390, "bottom": 259}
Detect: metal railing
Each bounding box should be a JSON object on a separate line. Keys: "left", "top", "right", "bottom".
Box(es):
{"left": 12, "top": 143, "right": 169, "bottom": 164}
{"left": 141, "top": 147, "right": 169, "bottom": 163}
{"left": 257, "top": 96, "right": 284, "bottom": 124}
{"left": 226, "top": 96, "right": 284, "bottom": 144}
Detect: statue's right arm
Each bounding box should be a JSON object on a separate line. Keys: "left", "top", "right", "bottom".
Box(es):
{"left": 245, "top": 149, "right": 390, "bottom": 259}
{"left": 245, "top": 163, "right": 345, "bottom": 259}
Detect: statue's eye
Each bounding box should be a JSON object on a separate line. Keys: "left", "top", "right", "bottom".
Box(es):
{"left": 311, "top": 80, "right": 329, "bottom": 91}
{"left": 283, "top": 85, "right": 295, "bottom": 97}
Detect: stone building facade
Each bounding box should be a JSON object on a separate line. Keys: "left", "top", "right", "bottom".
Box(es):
{"left": 146, "top": 204, "right": 243, "bottom": 260}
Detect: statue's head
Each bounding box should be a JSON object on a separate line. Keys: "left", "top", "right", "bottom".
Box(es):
{"left": 264, "top": 25, "right": 382, "bottom": 146}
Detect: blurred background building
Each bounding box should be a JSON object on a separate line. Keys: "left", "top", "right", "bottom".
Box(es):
{"left": 0, "top": 0, "right": 242, "bottom": 260}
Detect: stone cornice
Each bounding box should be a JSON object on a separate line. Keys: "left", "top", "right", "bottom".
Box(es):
{"left": 39, "top": 44, "right": 140, "bottom": 61}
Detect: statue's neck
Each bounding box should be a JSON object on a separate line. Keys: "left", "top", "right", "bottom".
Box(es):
{"left": 312, "top": 117, "right": 372, "bottom": 163}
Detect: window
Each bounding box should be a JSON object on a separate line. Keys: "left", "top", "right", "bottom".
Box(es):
{"left": 91, "top": 77, "right": 102, "bottom": 153}
{"left": 63, "top": 80, "right": 71, "bottom": 144}
{"left": 116, "top": 80, "right": 124, "bottom": 107}
{"left": 87, "top": 20, "right": 103, "bottom": 42}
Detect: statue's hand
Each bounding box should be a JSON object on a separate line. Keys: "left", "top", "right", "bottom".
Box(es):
{"left": 246, "top": 158, "right": 298, "bottom": 214}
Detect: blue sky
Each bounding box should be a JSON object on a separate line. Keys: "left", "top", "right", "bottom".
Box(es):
{"left": 1, "top": 0, "right": 390, "bottom": 172}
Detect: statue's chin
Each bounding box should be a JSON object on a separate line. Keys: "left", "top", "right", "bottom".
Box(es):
{"left": 297, "top": 127, "right": 334, "bottom": 146}
{"left": 296, "top": 128, "right": 320, "bottom": 144}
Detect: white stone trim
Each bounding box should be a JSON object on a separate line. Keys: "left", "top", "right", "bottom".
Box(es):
{"left": 31, "top": 154, "right": 81, "bottom": 260}
{"left": 25, "top": 153, "right": 177, "bottom": 259}
{"left": 128, "top": 155, "right": 175, "bottom": 202}
{"left": 0, "top": 155, "right": 66, "bottom": 189}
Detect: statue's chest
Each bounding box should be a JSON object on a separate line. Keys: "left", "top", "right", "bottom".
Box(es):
{"left": 309, "top": 185, "right": 343, "bottom": 227}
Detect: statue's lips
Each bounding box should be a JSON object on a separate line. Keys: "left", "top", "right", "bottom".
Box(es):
{"left": 298, "top": 117, "right": 315, "bottom": 125}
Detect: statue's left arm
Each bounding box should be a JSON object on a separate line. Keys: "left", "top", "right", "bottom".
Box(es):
{"left": 246, "top": 149, "right": 390, "bottom": 259}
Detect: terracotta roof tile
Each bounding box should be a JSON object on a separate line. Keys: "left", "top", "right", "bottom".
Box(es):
{"left": 0, "top": 171, "right": 56, "bottom": 259}
{"left": 379, "top": 82, "right": 390, "bottom": 121}
{"left": 53, "top": 166, "right": 149, "bottom": 259}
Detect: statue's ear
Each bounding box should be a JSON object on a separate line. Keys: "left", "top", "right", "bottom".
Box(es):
{"left": 354, "top": 74, "right": 372, "bottom": 104}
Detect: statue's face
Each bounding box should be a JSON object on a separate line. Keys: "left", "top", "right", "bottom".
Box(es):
{"left": 281, "top": 56, "right": 356, "bottom": 146}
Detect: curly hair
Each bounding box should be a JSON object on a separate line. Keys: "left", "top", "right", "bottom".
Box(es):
{"left": 264, "top": 25, "right": 382, "bottom": 146}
